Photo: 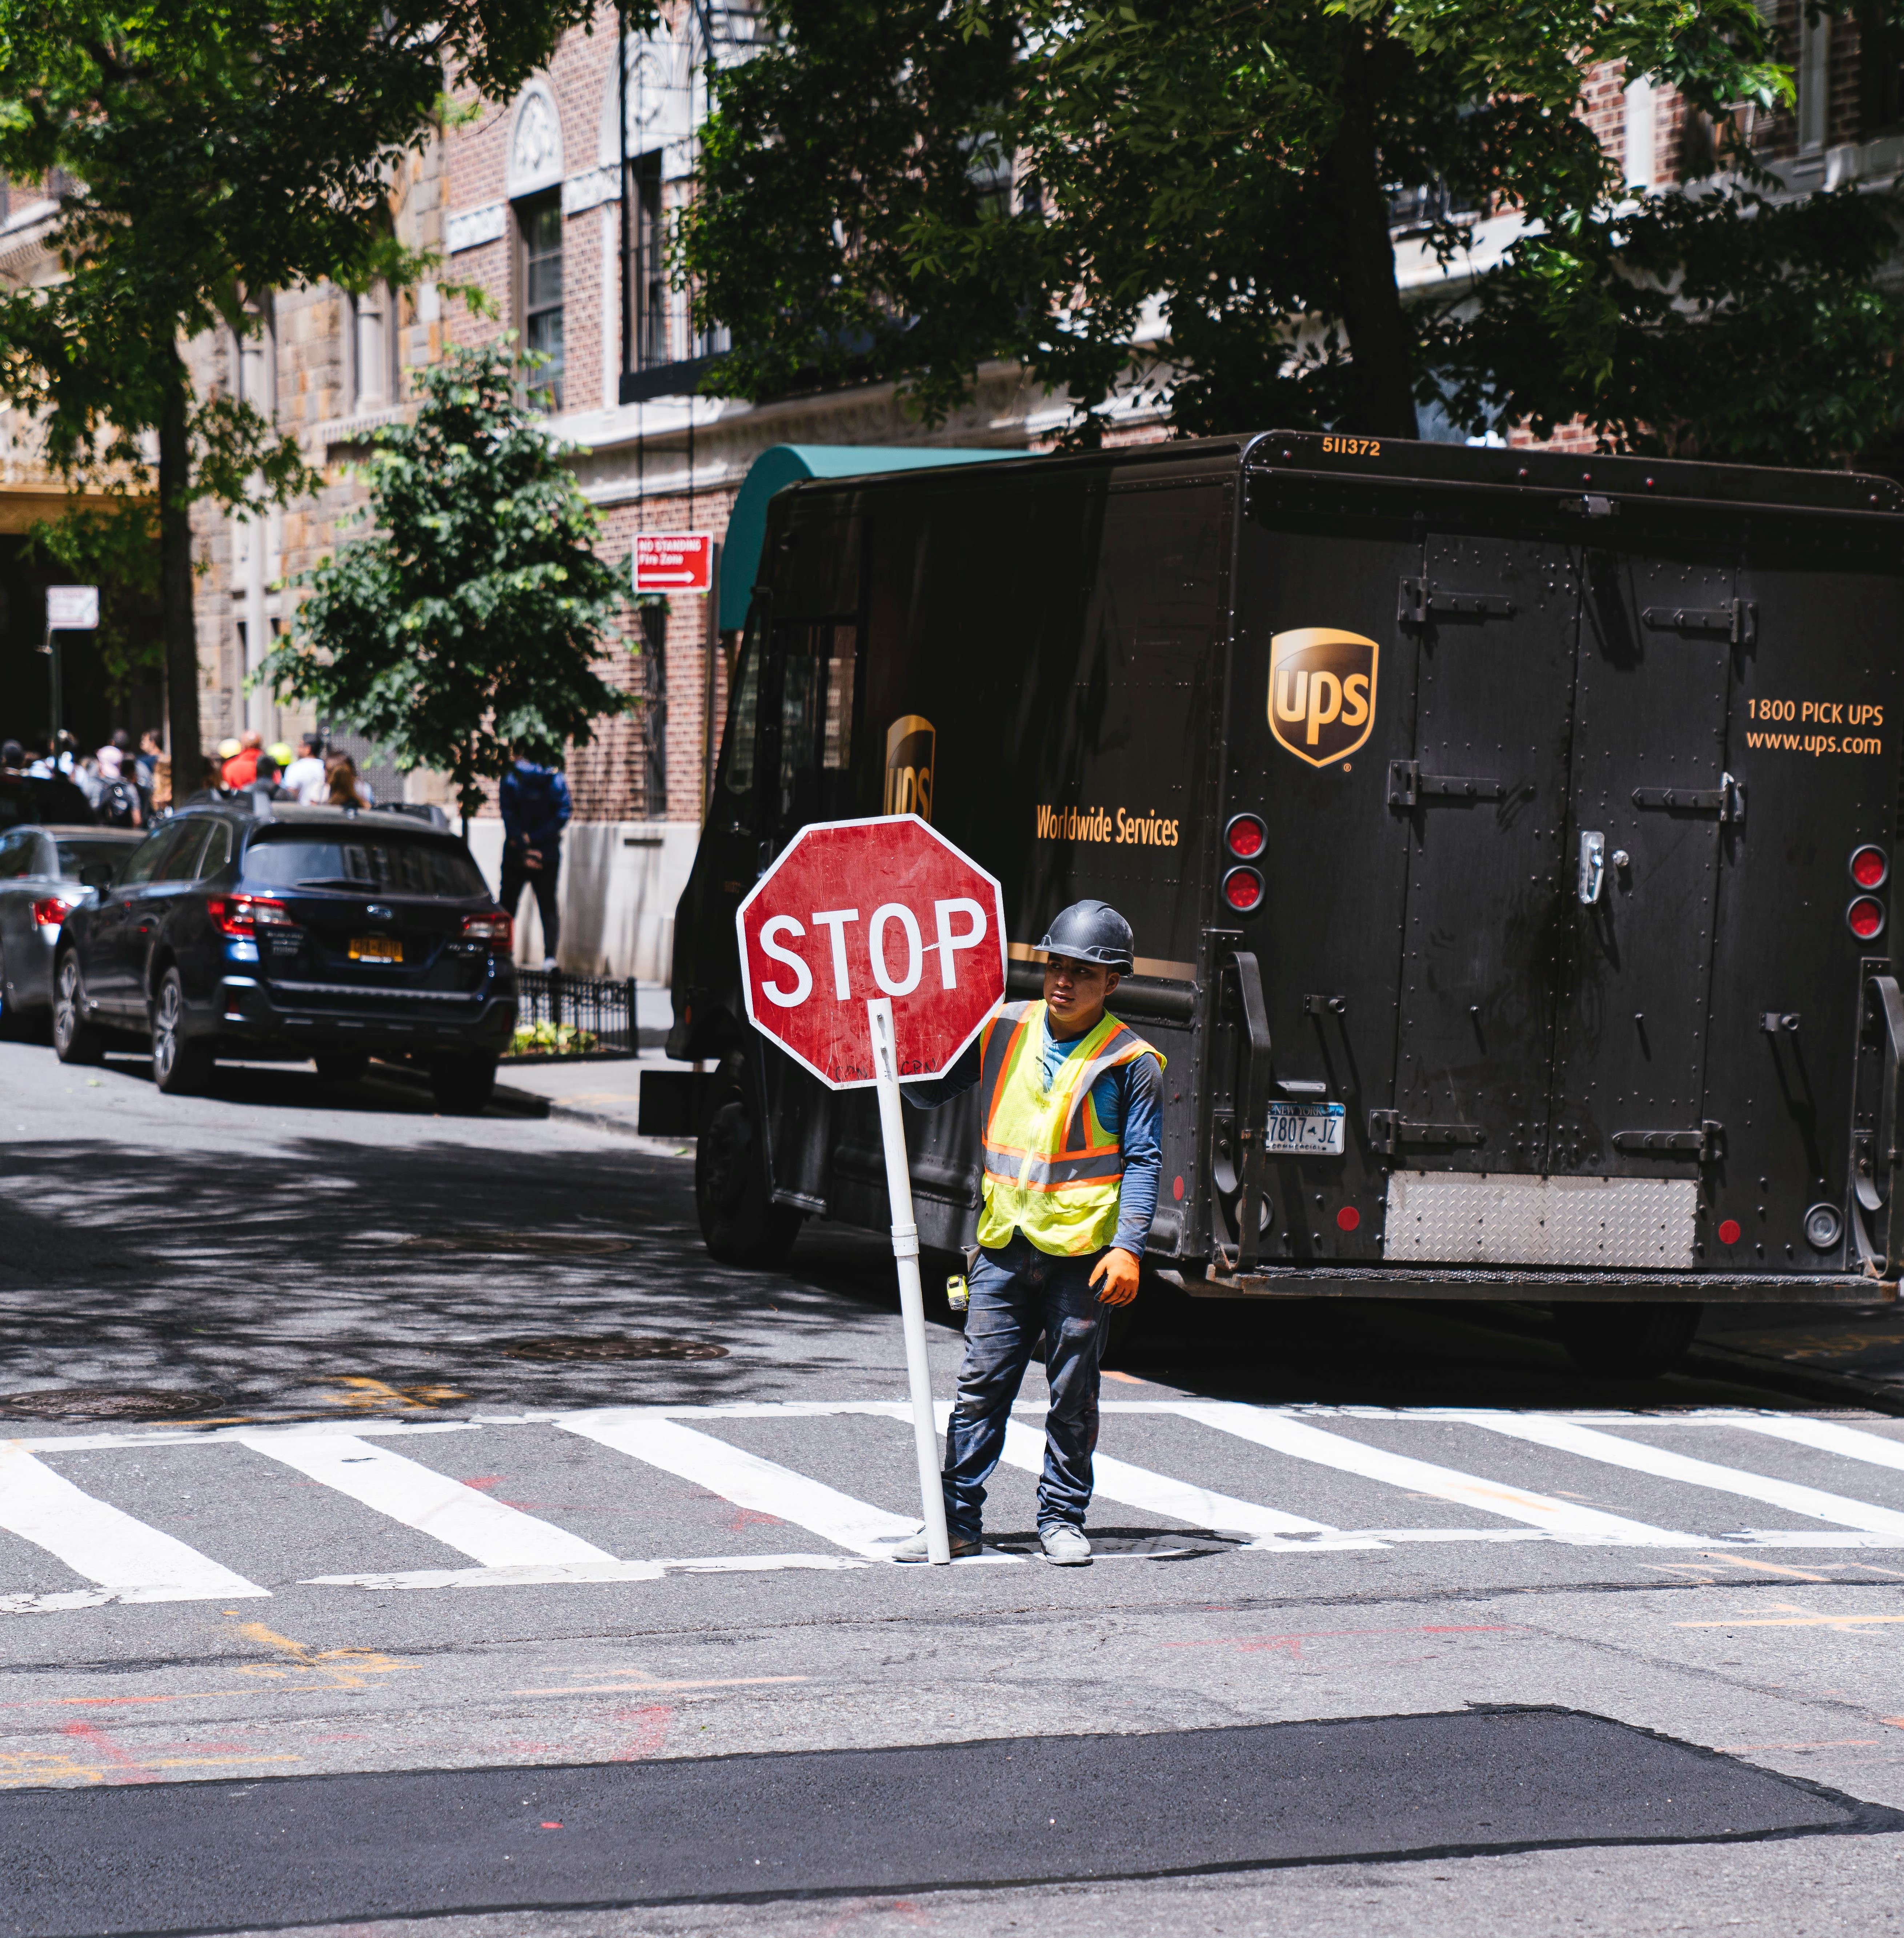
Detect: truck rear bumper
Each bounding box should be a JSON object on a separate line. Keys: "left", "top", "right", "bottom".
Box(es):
{"left": 1160, "top": 1264, "right": 1896, "bottom": 1304}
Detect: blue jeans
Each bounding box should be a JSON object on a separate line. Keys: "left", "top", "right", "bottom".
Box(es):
{"left": 941, "top": 1233, "right": 1109, "bottom": 1541}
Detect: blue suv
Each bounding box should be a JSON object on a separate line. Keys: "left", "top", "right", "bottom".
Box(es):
{"left": 52, "top": 803, "right": 517, "bottom": 1109}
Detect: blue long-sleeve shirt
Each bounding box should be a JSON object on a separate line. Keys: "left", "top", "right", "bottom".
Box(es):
{"left": 905, "top": 1007, "right": 1163, "bottom": 1256}
{"left": 500, "top": 760, "right": 572, "bottom": 850}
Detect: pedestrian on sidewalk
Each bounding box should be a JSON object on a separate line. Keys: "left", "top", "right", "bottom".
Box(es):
{"left": 282, "top": 734, "right": 326, "bottom": 804}
{"left": 897, "top": 899, "right": 1163, "bottom": 1566}
{"left": 223, "top": 729, "right": 263, "bottom": 789}
{"left": 499, "top": 748, "right": 572, "bottom": 972}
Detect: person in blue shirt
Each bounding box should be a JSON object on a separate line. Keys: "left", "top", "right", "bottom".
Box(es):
{"left": 498, "top": 751, "right": 572, "bottom": 971}
{"left": 898, "top": 899, "right": 1163, "bottom": 1566}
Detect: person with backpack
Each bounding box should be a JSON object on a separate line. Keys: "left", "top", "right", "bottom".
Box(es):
{"left": 498, "top": 749, "right": 572, "bottom": 972}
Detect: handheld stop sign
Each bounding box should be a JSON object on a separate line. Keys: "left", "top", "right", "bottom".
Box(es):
{"left": 736, "top": 815, "right": 1006, "bottom": 1564}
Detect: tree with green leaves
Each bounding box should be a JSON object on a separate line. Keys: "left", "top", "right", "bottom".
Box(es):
{"left": 0, "top": 0, "right": 638, "bottom": 787}
{"left": 681, "top": 0, "right": 1904, "bottom": 465}
{"left": 260, "top": 341, "right": 633, "bottom": 830}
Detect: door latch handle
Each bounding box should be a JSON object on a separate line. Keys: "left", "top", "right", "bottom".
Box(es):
{"left": 1578, "top": 830, "right": 1606, "bottom": 906}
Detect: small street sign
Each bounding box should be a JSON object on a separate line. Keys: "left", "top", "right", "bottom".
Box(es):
{"left": 632, "top": 533, "right": 714, "bottom": 595}
{"left": 46, "top": 586, "right": 99, "bottom": 629}
{"left": 735, "top": 814, "right": 1007, "bottom": 1565}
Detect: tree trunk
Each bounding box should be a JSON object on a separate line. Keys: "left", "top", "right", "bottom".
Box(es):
{"left": 159, "top": 348, "right": 203, "bottom": 795}
{"left": 1316, "top": 31, "right": 1419, "bottom": 440}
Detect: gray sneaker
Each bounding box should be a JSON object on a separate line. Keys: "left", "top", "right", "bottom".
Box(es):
{"left": 1039, "top": 1524, "right": 1092, "bottom": 1565}
{"left": 892, "top": 1528, "right": 982, "bottom": 1561}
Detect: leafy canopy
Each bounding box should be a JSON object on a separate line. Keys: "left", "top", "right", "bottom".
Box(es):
{"left": 0, "top": 0, "right": 648, "bottom": 769}
{"left": 261, "top": 342, "right": 634, "bottom": 828}
{"left": 682, "top": 0, "right": 1904, "bottom": 463}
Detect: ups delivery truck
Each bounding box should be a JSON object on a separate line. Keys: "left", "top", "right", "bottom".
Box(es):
{"left": 657, "top": 432, "right": 1904, "bottom": 1371}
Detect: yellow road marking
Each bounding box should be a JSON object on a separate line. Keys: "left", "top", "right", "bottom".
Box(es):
{"left": 229, "top": 1617, "right": 411, "bottom": 1688}
{"left": 1678, "top": 1600, "right": 1904, "bottom": 1630}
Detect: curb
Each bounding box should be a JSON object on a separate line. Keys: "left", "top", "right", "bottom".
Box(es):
{"left": 369, "top": 1058, "right": 668, "bottom": 1144}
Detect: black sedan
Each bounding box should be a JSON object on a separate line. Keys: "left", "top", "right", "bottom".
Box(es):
{"left": 52, "top": 803, "right": 517, "bottom": 1109}
{"left": 0, "top": 824, "right": 145, "bottom": 1034}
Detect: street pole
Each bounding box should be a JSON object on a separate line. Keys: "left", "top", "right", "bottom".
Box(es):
{"left": 866, "top": 995, "right": 952, "bottom": 1564}
{"left": 38, "top": 626, "right": 61, "bottom": 737}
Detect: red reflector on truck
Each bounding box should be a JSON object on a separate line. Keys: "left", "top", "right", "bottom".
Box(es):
{"left": 1221, "top": 867, "right": 1264, "bottom": 912}
{"left": 1225, "top": 813, "right": 1267, "bottom": 859}
{"left": 1336, "top": 1205, "right": 1360, "bottom": 1232}
{"left": 1717, "top": 1218, "right": 1741, "bottom": 1246}
{"left": 1851, "top": 845, "right": 1889, "bottom": 889}
{"left": 1848, "top": 896, "right": 1886, "bottom": 940}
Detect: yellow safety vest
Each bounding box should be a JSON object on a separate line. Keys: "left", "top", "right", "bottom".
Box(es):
{"left": 977, "top": 1000, "right": 1164, "bottom": 1257}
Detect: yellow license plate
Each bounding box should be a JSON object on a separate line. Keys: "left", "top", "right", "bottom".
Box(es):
{"left": 349, "top": 935, "right": 402, "bottom": 964}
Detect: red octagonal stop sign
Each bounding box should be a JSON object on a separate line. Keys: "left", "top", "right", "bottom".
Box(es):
{"left": 735, "top": 815, "right": 1006, "bottom": 1089}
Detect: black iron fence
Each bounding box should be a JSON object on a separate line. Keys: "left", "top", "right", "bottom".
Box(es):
{"left": 510, "top": 969, "right": 640, "bottom": 1058}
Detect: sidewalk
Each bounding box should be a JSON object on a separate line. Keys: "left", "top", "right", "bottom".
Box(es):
{"left": 492, "top": 1050, "right": 693, "bottom": 1147}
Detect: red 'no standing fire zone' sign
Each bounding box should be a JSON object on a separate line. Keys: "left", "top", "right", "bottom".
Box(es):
{"left": 735, "top": 815, "right": 1007, "bottom": 1090}
{"left": 633, "top": 532, "right": 714, "bottom": 594}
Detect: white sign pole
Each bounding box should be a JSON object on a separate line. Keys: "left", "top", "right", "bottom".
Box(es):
{"left": 866, "top": 995, "right": 952, "bottom": 1565}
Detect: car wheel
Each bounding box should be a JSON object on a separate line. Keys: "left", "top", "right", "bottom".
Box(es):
{"left": 151, "top": 968, "right": 213, "bottom": 1095}
{"left": 430, "top": 1054, "right": 497, "bottom": 1114}
{"left": 315, "top": 1051, "right": 370, "bottom": 1086}
{"left": 695, "top": 1095, "right": 804, "bottom": 1268}
{"left": 1553, "top": 1301, "right": 1702, "bottom": 1379}
{"left": 0, "top": 942, "right": 16, "bottom": 1041}
{"left": 52, "top": 952, "right": 103, "bottom": 1065}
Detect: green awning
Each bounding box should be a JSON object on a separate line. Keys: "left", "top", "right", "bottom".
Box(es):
{"left": 717, "top": 444, "right": 1021, "bottom": 630}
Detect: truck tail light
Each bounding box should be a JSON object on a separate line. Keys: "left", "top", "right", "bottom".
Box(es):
{"left": 1851, "top": 844, "right": 1890, "bottom": 889}
{"left": 462, "top": 911, "right": 513, "bottom": 947}
{"left": 30, "top": 895, "right": 77, "bottom": 930}
{"left": 1225, "top": 813, "right": 1267, "bottom": 859}
{"left": 1848, "top": 896, "right": 1887, "bottom": 941}
{"left": 207, "top": 895, "right": 290, "bottom": 938}
{"left": 1221, "top": 866, "right": 1264, "bottom": 913}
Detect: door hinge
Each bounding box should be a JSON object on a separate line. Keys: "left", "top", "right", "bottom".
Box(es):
{"left": 1387, "top": 759, "right": 1506, "bottom": 808}
{"left": 1631, "top": 773, "right": 1745, "bottom": 823}
{"left": 1397, "top": 579, "right": 1516, "bottom": 628}
{"left": 1641, "top": 598, "right": 1758, "bottom": 648}
{"left": 1368, "top": 1109, "right": 1487, "bottom": 1155}
{"left": 1610, "top": 1120, "right": 1725, "bottom": 1160}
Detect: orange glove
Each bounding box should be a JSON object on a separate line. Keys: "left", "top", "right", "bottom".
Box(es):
{"left": 1089, "top": 1246, "right": 1141, "bottom": 1307}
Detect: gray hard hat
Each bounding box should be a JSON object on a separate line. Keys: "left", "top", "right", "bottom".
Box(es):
{"left": 1039, "top": 899, "right": 1134, "bottom": 973}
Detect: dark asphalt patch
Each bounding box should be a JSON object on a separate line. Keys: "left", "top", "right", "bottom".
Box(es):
{"left": 3, "top": 1707, "right": 1894, "bottom": 1936}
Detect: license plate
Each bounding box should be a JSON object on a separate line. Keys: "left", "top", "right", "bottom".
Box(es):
{"left": 349, "top": 935, "right": 402, "bottom": 964}
{"left": 1266, "top": 1101, "right": 1345, "bottom": 1155}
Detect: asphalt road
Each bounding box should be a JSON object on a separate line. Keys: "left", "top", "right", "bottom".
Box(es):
{"left": 4, "top": 1038, "right": 1904, "bottom": 1938}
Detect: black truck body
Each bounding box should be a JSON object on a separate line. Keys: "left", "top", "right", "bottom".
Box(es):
{"left": 664, "top": 431, "right": 1904, "bottom": 1308}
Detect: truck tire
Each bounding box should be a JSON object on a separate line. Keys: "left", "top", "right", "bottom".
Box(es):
{"left": 52, "top": 952, "right": 104, "bottom": 1065}
{"left": 1553, "top": 1302, "right": 1702, "bottom": 1379}
{"left": 696, "top": 1096, "right": 803, "bottom": 1268}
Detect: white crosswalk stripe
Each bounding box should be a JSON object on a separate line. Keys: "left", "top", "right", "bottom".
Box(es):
{"left": 1454, "top": 1413, "right": 1904, "bottom": 1543}
{"left": 1172, "top": 1403, "right": 1703, "bottom": 1546}
{"left": 0, "top": 1442, "right": 269, "bottom": 1613}
{"left": 8, "top": 1403, "right": 1904, "bottom": 1612}
{"left": 556, "top": 1407, "right": 922, "bottom": 1560}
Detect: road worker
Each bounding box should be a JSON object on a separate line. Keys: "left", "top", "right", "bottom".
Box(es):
{"left": 898, "top": 899, "right": 1163, "bottom": 1565}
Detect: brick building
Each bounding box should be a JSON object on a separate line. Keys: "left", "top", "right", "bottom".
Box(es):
{"left": 48, "top": 0, "right": 1904, "bottom": 973}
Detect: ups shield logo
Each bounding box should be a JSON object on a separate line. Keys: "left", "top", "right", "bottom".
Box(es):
{"left": 884, "top": 714, "right": 935, "bottom": 820}
{"left": 1268, "top": 628, "right": 1378, "bottom": 769}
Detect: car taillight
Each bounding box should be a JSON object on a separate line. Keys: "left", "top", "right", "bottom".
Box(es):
{"left": 1226, "top": 812, "right": 1267, "bottom": 860}
{"left": 30, "top": 896, "right": 77, "bottom": 929}
{"left": 1221, "top": 866, "right": 1264, "bottom": 913}
{"left": 462, "top": 912, "right": 513, "bottom": 947}
{"left": 207, "top": 895, "right": 290, "bottom": 937}
{"left": 1851, "top": 844, "right": 1890, "bottom": 890}
{"left": 1848, "top": 896, "right": 1887, "bottom": 941}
